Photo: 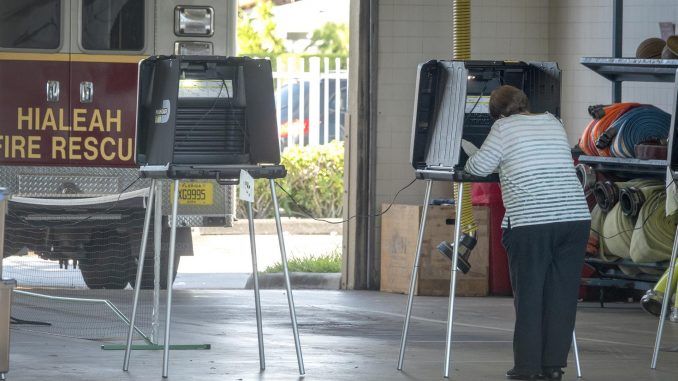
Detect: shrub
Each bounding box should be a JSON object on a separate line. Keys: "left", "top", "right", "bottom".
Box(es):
{"left": 237, "top": 140, "right": 344, "bottom": 218}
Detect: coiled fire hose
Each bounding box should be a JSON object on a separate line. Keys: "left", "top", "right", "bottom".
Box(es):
{"left": 597, "top": 180, "right": 663, "bottom": 262}
{"left": 588, "top": 205, "right": 615, "bottom": 260}
{"left": 579, "top": 103, "right": 639, "bottom": 156}
{"left": 601, "top": 201, "right": 634, "bottom": 260}
{"left": 608, "top": 106, "right": 671, "bottom": 158}
{"left": 630, "top": 190, "right": 678, "bottom": 264}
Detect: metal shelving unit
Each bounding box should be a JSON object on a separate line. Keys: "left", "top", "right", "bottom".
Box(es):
{"left": 577, "top": 155, "right": 667, "bottom": 178}
{"left": 578, "top": 57, "right": 678, "bottom": 294}
{"left": 579, "top": 1, "right": 678, "bottom": 367}
{"left": 581, "top": 58, "right": 678, "bottom": 83}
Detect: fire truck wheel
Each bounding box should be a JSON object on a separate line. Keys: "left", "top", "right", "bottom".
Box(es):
{"left": 128, "top": 226, "right": 191, "bottom": 289}
{"left": 130, "top": 254, "right": 181, "bottom": 290}
{"left": 79, "top": 229, "right": 133, "bottom": 290}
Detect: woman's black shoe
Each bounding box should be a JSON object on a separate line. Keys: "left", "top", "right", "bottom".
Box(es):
{"left": 542, "top": 368, "right": 564, "bottom": 380}
{"left": 506, "top": 368, "right": 545, "bottom": 380}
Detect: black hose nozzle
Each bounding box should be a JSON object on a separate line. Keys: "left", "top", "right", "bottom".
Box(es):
{"left": 437, "top": 233, "right": 477, "bottom": 274}
{"left": 596, "top": 126, "right": 618, "bottom": 149}
{"left": 619, "top": 186, "right": 645, "bottom": 218}
{"left": 593, "top": 181, "right": 619, "bottom": 212}
{"left": 588, "top": 104, "right": 608, "bottom": 120}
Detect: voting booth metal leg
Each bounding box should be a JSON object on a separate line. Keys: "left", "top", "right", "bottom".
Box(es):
{"left": 651, "top": 223, "right": 678, "bottom": 369}
{"left": 123, "top": 180, "right": 157, "bottom": 371}
{"left": 162, "top": 180, "right": 181, "bottom": 378}
{"left": 247, "top": 201, "right": 266, "bottom": 370}
{"left": 151, "top": 184, "right": 163, "bottom": 344}
{"left": 397, "top": 179, "right": 433, "bottom": 371}
{"left": 269, "top": 179, "right": 305, "bottom": 375}
{"left": 572, "top": 329, "right": 582, "bottom": 378}
{"left": 443, "top": 182, "right": 465, "bottom": 379}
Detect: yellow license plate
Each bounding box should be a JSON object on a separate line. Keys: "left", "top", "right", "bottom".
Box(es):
{"left": 170, "top": 182, "right": 214, "bottom": 206}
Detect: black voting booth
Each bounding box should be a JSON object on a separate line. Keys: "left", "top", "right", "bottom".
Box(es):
{"left": 409, "top": 60, "right": 561, "bottom": 181}
{"left": 136, "top": 55, "right": 286, "bottom": 180}
{"left": 124, "top": 56, "right": 304, "bottom": 378}
{"left": 397, "top": 60, "right": 583, "bottom": 379}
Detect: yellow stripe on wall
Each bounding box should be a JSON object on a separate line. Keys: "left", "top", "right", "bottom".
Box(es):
{"left": 0, "top": 52, "right": 148, "bottom": 64}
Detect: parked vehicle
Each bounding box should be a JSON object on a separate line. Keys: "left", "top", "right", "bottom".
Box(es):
{"left": 0, "top": 0, "right": 237, "bottom": 289}
{"left": 278, "top": 78, "right": 348, "bottom": 146}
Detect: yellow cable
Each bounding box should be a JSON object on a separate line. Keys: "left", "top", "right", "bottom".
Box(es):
{"left": 455, "top": 183, "right": 477, "bottom": 234}
{"left": 452, "top": 0, "right": 476, "bottom": 235}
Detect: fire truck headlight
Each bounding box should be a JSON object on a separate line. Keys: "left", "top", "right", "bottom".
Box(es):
{"left": 175, "top": 6, "right": 214, "bottom": 37}
{"left": 174, "top": 41, "right": 213, "bottom": 56}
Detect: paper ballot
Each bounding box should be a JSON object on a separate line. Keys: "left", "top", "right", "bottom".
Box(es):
{"left": 461, "top": 139, "right": 479, "bottom": 156}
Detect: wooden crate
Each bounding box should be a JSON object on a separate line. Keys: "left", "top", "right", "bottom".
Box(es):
{"left": 380, "top": 204, "right": 489, "bottom": 296}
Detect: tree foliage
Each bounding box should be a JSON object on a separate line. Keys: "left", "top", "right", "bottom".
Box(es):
{"left": 306, "top": 22, "right": 349, "bottom": 57}
{"left": 237, "top": 0, "right": 285, "bottom": 56}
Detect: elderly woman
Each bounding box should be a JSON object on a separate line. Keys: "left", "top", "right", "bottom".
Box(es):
{"left": 464, "top": 85, "right": 591, "bottom": 381}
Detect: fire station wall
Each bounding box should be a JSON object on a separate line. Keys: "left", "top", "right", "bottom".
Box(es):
{"left": 548, "top": 0, "right": 678, "bottom": 144}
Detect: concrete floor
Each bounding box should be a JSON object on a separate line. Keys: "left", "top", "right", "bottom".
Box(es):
{"left": 8, "top": 291, "right": 678, "bottom": 381}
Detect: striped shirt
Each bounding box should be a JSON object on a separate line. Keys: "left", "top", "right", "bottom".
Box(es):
{"left": 464, "top": 113, "right": 591, "bottom": 228}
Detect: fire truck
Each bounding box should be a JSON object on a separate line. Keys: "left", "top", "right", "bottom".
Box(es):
{"left": 0, "top": 0, "right": 237, "bottom": 289}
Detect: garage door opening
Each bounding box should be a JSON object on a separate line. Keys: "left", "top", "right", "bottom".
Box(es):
{"left": 181, "top": 0, "right": 350, "bottom": 290}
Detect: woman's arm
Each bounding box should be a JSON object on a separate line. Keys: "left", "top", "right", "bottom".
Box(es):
{"left": 464, "top": 123, "right": 502, "bottom": 177}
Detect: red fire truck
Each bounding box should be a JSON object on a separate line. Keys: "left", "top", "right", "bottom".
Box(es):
{"left": 0, "top": 0, "right": 237, "bottom": 289}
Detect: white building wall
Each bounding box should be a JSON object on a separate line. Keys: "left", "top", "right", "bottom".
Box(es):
{"left": 471, "top": 0, "right": 550, "bottom": 61}
{"left": 376, "top": 0, "right": 453, "bottom": 208}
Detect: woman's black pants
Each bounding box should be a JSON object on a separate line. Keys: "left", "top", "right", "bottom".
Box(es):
{"left": 502, "top": 220, "right": 590, "bottom": 374}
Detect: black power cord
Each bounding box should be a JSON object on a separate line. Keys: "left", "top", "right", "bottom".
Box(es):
{"left": 463, "top": 79, "right": 491, "bottom": 124}
{"left": 274, "top": 178, "right": 417, "bottom": 224}
{"left": 275, "top": 165, "right": 675, "bottom": 239}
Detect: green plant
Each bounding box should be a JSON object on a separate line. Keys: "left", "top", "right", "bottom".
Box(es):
{"left": 263, "top": 250, "right": 342, "bottom": 273}
{"left": 238, "top": 141, "right": 345, "bottom": 219}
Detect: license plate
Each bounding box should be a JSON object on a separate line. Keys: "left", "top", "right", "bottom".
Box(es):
{"left": 170, "top": 182, "right": 214, "bottom": 206}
